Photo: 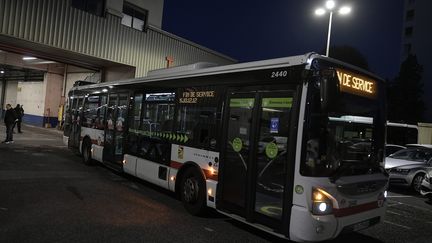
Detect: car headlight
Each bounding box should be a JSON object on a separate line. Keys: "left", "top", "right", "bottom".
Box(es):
{"left": 312, "top": 188, "right": 334, "bottom": 215}
{"left": 394, "top": 168, "right": 411, "bottom": 175}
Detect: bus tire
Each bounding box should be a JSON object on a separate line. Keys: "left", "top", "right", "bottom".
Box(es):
{"left": 82, "top": 139, "right": 93, "bottom": 166}
{"left": 180, "top": 167, "right": 207, "bottom": 215}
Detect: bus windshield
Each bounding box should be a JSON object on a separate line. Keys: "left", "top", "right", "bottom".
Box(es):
{"left": 301, "top": 82, "right": 385, "bottom": 178}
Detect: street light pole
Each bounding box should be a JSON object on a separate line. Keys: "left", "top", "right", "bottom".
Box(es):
{"left": 315, "top": 1, "right": 351, "bottom": 57}
{"left": 326, "top": 11, "right": 333, "bottom": 57}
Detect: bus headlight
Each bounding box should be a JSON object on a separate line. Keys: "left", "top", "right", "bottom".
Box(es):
{"left": 312, "top": 188, "right": 334, "bottom": 215}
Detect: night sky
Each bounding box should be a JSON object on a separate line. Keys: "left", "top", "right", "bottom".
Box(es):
{"left": 163, "top": 0, "right": 404, "bottom": 80}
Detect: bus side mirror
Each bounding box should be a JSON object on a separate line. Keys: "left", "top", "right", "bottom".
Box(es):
{"left": 320, "top": 69, "right": 340, "bottom": 113}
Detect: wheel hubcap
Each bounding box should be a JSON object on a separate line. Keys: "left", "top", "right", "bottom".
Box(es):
{"left": 184, "top": 177, "right": 198, "bottom": 203}
{"left": 414, "top": 176, "right": 424, "bottom": 192}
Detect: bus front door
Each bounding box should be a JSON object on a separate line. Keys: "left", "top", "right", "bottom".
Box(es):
{"left": 218, "top": 90, "right": 295, "bottom": 233}
{"left": 103, "top": 93, "right": 129, "bottom": 168}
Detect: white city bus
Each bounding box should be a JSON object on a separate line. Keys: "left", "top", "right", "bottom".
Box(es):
{"left": 63, "top": 53, "right": 388, "bottom": 242}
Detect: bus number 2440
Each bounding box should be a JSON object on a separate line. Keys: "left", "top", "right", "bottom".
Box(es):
{"left": 271, "top": 70, "right": 288, "bottom": 78}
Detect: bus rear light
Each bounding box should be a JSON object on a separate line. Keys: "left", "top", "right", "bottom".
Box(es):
{"left": 312, "top": 188, "right": 334, "bottom": 215}
{"left": 122, "top": 159, "right": 126, "bottom": 165}
{"left": 170, "top": 176, "right": 176, "bottom": 181}
{"left": 207, "top": 188, "right": 213, "bottom": 196}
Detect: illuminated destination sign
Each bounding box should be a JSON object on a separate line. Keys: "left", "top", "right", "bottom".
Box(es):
{"left": 179, "top": 90, "right": 215, "bottom": 104}
{"left": 336, "top": 68, "right": 377, "bottom": 98}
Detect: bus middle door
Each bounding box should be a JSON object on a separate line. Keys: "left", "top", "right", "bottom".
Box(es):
{"left": 103, "top": 93, "right": 129, "bottom": 167}
{"left": 218, "top": 90, "right": 295, "bottom": 233}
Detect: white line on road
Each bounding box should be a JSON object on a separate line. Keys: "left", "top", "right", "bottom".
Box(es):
{"left": 0, "top": 207, "right": 8, "bottom": 211}
{"left": 386, "top": 210, "right": 403, "bottom": 216}
{"left": 387, "top": 202, "right": 402, "bottom": 207}
{"left": 387, "top": 195, "right": 413, "bottom": 198}
{"left": 384, "top": 220, "right": 412, "bottom": 230}
{"left": 388, "top": 199, "right": 432, "bottom": 213}
{"left": 204, "top": 227, "right": 214, "bottom": 232}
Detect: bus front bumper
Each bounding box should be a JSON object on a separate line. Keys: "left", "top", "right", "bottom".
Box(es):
{"left": 289, "top": 204, "right": 386, "bottom": 242}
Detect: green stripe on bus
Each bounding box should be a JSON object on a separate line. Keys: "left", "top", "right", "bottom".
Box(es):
{"left": 262, "top": 98, "right": 292, "bottom": 108}
{"left": 230, "top": 98, "right": 254, "bottom": 108}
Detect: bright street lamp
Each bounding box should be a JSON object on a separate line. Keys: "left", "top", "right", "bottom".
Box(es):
{"left": 315, "top": 1, "right": 351, "bottom": 56}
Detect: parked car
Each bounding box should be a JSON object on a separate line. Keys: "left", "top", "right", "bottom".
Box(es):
{"left": 420, "top": 168, "right": 432, "bottom": 200}
{"left": 385, "top": 144, "right": 406, "bottom": 157}
{"left": 385, "top": 147, "right": 432, "bottom": 192}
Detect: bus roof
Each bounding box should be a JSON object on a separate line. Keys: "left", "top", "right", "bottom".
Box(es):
{"left": 71, "top": 52, "right": 383, "bottom": 91}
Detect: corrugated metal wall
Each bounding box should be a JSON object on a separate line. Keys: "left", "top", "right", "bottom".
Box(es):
{"left": 0, "top": 0, "right": 235, "bottom": 77}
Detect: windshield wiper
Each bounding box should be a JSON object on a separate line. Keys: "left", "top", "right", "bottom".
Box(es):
{"left": 329, "top": 161, "right": 356, "bottom": 183}
{"left": 329, "top": 160, "right": 381, "bottom": 183}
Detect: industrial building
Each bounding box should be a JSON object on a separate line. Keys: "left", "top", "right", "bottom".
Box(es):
{"left": 0, "top": 0, "right": 235, "bottom": 127}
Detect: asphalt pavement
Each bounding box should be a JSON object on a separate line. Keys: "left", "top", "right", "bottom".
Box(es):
{"left": 1, "top": 124, "right": 432, "bottom": 243}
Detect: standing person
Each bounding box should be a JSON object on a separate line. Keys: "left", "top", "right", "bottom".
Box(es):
{"left": 14, "top": 104, "right": 24, "bottom": 133}
{"left": 3, "top": 104, "right": 16, "bottom": 144}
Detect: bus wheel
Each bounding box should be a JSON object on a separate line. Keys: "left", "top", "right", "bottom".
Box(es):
{"left": 82, "top": 139, "right": 93, "bottom": 166}
{"left": 412, "top": 173, "right": 425, "bottom": 193}
{"left": 180, "top": 167, "right": 207, "bottom": 215}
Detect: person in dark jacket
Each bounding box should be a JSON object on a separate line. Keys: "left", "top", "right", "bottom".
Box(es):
{"left": 13, "top": 104, "right": 24, "bottom": 133}
{"left": 3, "top": 104, "right": 17, "bottom": 144}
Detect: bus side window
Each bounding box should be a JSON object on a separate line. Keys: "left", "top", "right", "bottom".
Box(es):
{"left": 96, "top": 95, "right": 107, "bottom": 130}
{"left": 133, "top": 92, "right": 175, "bottom": 164}
{"left": 82, "top": 95, "right": 102, "bottom": 128}
{"left": 177, "top": 105, "right": 218, "bottom": 150}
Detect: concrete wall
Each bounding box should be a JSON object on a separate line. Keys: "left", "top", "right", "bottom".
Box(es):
{"left": 43, "top": 73, "right": 63, "bottom": 127}
{"left": 15, "top": 72, "right": 92, "bottom": 127}
{"left": 65, "top": 73, "right": 95, "bottom": 97}
{"left": 17, "top": 81, "right": 45, "bottom": 126}
{"left": 418, "top": 123, "right": 432, "bottom": 144}
{"left": 5, "top": 80, "right": 17, "bottom": 107}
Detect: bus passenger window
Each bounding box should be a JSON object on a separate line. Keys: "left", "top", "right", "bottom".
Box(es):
{"left": 129, "top": 92, "right": 175, "bottom": 164}
{"left": 177, "top": 106, "right": 218, "bottom": 150}
{"left": 82, "top": 95, "right": 103, "bottom": 129}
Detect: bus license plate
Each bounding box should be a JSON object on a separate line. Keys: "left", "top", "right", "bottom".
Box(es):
{"left": 353, "top": 220, "right": 370, "bottom": 231}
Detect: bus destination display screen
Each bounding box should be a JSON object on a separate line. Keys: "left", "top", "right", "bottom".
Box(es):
{"left": 336, "top": 68, "right": 377, "bottom": 99}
